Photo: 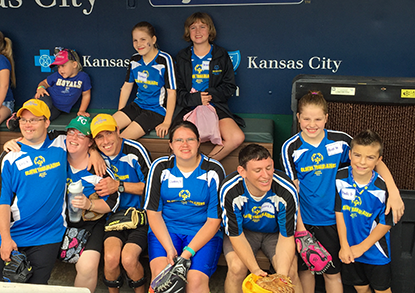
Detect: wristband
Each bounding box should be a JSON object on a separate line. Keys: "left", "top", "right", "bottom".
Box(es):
{"left": 37, "top": 85, "right": 45, "bottom": 90}
{"left": 87, "top": 199, "right": 93, "bottom": 211}
{"left": 183, "top": 246, "right": 195, "bottom": 257}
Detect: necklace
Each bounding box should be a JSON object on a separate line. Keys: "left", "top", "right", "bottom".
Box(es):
{"left": 350, "top": 169, "right": 375, "bottom": 195}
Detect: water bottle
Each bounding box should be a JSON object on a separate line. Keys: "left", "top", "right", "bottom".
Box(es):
{"left": 68, "top": 180, "right": 83, "bottom": 223}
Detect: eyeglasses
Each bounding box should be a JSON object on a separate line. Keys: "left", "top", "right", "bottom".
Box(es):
{"left": 67, "top": 129, "right": 87, "bottom": 139}
{"left": 19, "top": 118, "right": 46, "bottom": 125}
{"left": 172, "top": 138, "right": 198, "bottom": 144}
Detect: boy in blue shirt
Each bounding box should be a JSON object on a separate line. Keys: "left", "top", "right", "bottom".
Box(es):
{"left": 335, "top": 130, "right": 393, "bottom": 293}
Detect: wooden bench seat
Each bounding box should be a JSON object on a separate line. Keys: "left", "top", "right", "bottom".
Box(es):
{"left": 0, "top": 112, "right": 274, "bottom": 174}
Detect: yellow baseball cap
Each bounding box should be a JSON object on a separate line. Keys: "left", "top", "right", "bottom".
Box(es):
{"left": 91, "top": 114, "right": 117, "bottom": 138}
{"left": 17, "top": 99, "right": 51, "bottom": 119}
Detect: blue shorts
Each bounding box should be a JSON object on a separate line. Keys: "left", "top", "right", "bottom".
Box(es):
{"left": 148, "top": 231, "right": 223, "bottom": 277}
{"left": 2, "top": 99, "right": 14, "bottom": 114}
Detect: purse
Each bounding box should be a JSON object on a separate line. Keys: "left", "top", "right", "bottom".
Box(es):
{"left": 183, "top": 105, "right": 223, "bottom": 145}
{"left": 59, "top": 227, "right": 91, "bottom": 264}
{"left": 104, "top": 207, "right": 148, "bottom": 232}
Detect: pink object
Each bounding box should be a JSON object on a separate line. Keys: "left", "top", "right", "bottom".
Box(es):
{"left": 183, "top": 105, "right": 223, "bottom": 145}
{"left": 68, "top": 238, "right": 79, "bottom": 249}
{"left": 294, "top": 230, "right": 333, "bottom": 274}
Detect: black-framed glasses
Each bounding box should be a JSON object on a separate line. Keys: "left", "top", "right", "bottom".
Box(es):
{"left": 19, "top": 118, "right": 46, "bottom": 125}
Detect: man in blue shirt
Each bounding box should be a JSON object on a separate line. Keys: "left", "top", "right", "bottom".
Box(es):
{"left": 0, "top": 99, "right": 67, "bottom": 284}
{"left": 91, "top": 114, "right": 151, "bottom": 293}
{"left": 220, "top": 144, "right": 302, "bottom": 293}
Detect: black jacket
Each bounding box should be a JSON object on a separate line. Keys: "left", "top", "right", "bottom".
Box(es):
{"left": 174, "top": 44, "right": 245, "bottom": 127}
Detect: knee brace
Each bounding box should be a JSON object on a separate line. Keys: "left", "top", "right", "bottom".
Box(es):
{"left": 127, "top": 275, "right": 147, "bottom": 289}
{"left": 103, "top": 274, "right": 124, "bottom": 288}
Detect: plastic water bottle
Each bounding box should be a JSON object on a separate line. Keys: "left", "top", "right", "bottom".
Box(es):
{"left": 68, "top": 180, "right": 83, "bottom": 223}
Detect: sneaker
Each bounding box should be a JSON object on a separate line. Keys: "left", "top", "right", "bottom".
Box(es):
{"left": 6, "top": 112, "right": 19, "bottom": 131}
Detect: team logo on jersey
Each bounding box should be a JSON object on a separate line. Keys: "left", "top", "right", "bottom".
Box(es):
{"left": 110, "top": 165, "right": 118, "bottom": 174}
{"left": 34, "top": 156, "right": 45, "bottom": 167}
{"left": 353, "top": 196, "right": 362, "bottom": 207}
{"left": 311, "top": 153, "right": 324, "bottom": 164}
{"left": 179, "top": 190, "right": 191, "bottom": 201}
{"left": 228, "top": 50, "right": 241, "bottom": 72}
{"left": 34, "top": 49, "right": 55, "bottom": 73}
{"left": 252, "top": 206, "right": 261, "bottom": 215}
{"left": 195, "top": 64, "right": 203, "bottom": 74}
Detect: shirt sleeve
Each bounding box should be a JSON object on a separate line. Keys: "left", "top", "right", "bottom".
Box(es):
{"left": 143, "top": 159, "right": 165, "bottom": 212}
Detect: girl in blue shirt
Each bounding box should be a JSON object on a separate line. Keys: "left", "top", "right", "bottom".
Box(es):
{"left": 0, "top": 31, "right": 16, "bottom": 125}
{"left": 113, "top": 21, "right": 177, "bottom": 140}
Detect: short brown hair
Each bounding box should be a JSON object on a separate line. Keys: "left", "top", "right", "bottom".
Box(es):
{"left": 183, "top": 12, "right": 216, "bottom": 43}
{"left": 351, "top": 129, "right": 384, "bottom": 157}
{"left": 238, "top": 144, "right": 271, "bottom": 169}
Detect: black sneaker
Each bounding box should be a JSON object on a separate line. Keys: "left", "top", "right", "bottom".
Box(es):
{"left": 6, "top": 113, "right": 19, "bottom": 131}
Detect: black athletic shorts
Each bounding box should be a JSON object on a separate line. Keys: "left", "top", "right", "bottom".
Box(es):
{"left": 121, "top": 102, "right": 164, "bottom": 134}
{"left": 342, "top": 261, "right": 391, "bottom": 291}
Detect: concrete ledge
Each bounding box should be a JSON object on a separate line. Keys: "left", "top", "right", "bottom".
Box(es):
{"left": 0, "top": 282, "right": 89, "bottom": 292}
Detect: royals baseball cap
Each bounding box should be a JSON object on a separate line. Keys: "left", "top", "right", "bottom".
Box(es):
{"left": 17, "top": 99, "right": 51, "bottom": 119}
{"left": 91, "top": 114, "right": 117, "bottom": 138}
{"left": 66, "top": 116, "right": 91, "bottom": 136}
{"left": 50, "top": 50, "right": 70, "bottom": 67}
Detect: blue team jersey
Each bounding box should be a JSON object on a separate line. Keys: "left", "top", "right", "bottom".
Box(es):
{"left": 46, "top": 71, "right": 92, "bottom": 113}
{"left": 191, "top": 45, "right": 212, "bottom": 92}
{"left": 0, "top": 54, "right": 13, "bottom": 102}
{"left": 144, "top": 154, "right": 225, "bottom": 237}
{"left": 220, "top": 170, "right": 298, "bottom": 237}
{"left": 101, "top": 139, "right": 151, "bottom": 211}
{"left": 126, "top": 50, "right": 176, "bottom": 116}
{"left": 0, "top": 132, "right": 67, "bottom": 247}
{"left": 281, "top": 129, "right": 352, "bottom": 226}
{"left": 67, "top": 165, "right": 120, "bottom": 216}
{"left": 335, "top": 166, "right": 392, "bottom": 265}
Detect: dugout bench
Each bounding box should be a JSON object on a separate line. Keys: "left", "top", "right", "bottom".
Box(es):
{"left": 0, "top": 112, "right": 274, "bottom": 175}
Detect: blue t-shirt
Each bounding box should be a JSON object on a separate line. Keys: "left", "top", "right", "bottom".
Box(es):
{"left": 46, "top": 71, "right": 92, "bottom": 113}
{"left": 191, "top": 45, "right": 212, "bottom": 92}
{"left": 281, "top": 129, "right": 352, "bottom": 226}
{"left": 220, "top": 170, "right": 298, "bottom": 237}
{"left": 0, "top": 54, "right": 13, "bottom": 102}
{"left": 0, "top": 132, "right": 67, "bottom": 247}
{"left": 125, "top": 50, "right": 176, "bottom": 116}
{"left": 144, "top": 154, "right": 225, "bottom": 237}
{"left": 101, "top": 139, "right": 152, "bottom": 211}
{"left": 335, "top": 166, "right": 392, "bottom": 265}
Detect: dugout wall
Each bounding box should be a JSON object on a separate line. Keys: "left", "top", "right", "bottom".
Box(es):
{"left": 291, "top": 74, "right": 415, "bottom": 293}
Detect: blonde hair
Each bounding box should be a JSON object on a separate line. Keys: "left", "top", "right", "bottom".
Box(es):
{"left": 183, "top": 12, "right": 217, "bottom": 43}
{"left": 0, "top": 31, "right": 16, "bottom": 87}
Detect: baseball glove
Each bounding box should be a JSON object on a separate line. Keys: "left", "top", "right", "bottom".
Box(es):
{"left": 2, "top": 251, "right": 33, "bottom": 283}
{"left": 105, "top": 207, "right": 147, "bottom": 232}
{"left": 149, "top": 256, "right": 191, "bottom": 293}
{"left": 295, "top": 230, "right": 333, "bottom": 274}
{"left": 243, "top": 273, "right": 294, "bottom": 293}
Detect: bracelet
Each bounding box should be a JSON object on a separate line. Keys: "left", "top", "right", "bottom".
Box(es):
{"left": 37, "top": 85, "right": 45, "bottom": 90}
{"left": 183, "top": 246, "right": 195, "bottom": 257}
{"left": 87, "top": 199, "right": 93, "bottom": 211}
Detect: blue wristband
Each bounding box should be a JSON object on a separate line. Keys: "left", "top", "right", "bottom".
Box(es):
{"left": 183, "top": 246, "right": 195, "bottom": 257}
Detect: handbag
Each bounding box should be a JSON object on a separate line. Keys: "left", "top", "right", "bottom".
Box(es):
{"left": 183, "top": 105, "right": 223, "bottom": 145}
{"left": 104, "top": 207, "right": 148, "bottom": 232}
{"left": 59, "top": 227, "right": 91, "bottom": 264}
